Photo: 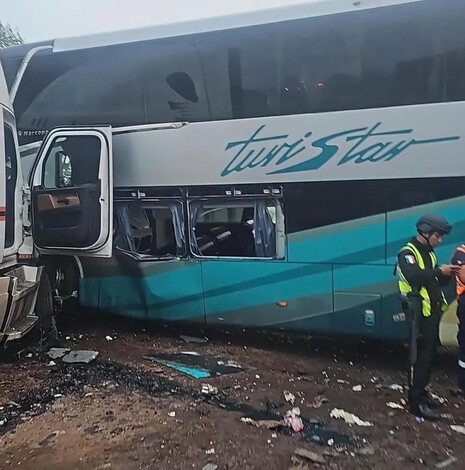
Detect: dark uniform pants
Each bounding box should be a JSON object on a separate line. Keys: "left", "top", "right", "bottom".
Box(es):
{"left": 409, "top": 312, "right": 441, "bottom": 407}
{"left": 457, "top": 297, "right": 465, "bottom": 390}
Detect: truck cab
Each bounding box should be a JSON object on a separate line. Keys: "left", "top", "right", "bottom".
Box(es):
{"left": 0, "top": 62, "right": 44, "bottom": 345}
{"left": 0, "top": 59, "right": 115, "bottom": 347}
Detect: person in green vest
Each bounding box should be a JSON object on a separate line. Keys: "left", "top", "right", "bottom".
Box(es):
{"left": 397, "top": 214, "right": 459, "bottom": 420}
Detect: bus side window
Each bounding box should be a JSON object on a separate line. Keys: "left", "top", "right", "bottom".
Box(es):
{"left": 114, "top": 201, "right": 185, "bottom": 260}
{"left": 189, "top": 199, "right": 284, "bottom": 259}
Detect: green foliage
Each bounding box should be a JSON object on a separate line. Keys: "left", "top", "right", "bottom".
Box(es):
{"left": 0, "top": 21, "right": 24, "bottom": 48}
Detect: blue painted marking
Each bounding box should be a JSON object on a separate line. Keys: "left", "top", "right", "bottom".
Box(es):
{"left": 221, "top": 123, "right": 460, "bottom": 177}
{"left": 152, "top": 360, "right": 212, "bottom": 379}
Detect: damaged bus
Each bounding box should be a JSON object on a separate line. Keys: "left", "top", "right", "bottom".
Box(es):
{"left": 2, "top": 0, "right": 465, "bottom": 345}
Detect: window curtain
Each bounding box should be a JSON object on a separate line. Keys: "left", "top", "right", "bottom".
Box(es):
{"left": 114, "top": 203, "right": 136, "bottom": 252}
{"left": 189, "top": 203, "right": 202, "bottom": 256}
{"left": 169, "top": 202, "right": 185, "bottom": 255}
{"left": 253, "top": 200, "right": 276, "bottom": 258}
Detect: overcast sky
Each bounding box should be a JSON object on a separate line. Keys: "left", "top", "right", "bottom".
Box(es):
{"left": 2, "top": 0, "right": 312, "bottom": 43}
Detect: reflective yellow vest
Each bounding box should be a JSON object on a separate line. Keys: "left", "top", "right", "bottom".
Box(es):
{"left": 397, "top": 242, "right": 448, "bottom": 317}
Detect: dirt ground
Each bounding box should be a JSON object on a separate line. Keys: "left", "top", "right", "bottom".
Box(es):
{"left": 0, "top": 310, "right": 464, "bottom": 470}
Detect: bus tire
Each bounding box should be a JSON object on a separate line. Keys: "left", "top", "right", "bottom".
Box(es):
{"left": 36, "top": 270, "right": 58, "bottom": 348}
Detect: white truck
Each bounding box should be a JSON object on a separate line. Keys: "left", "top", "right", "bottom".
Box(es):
{"left": 0, "top": 62, "right": 57, "bottom": 346}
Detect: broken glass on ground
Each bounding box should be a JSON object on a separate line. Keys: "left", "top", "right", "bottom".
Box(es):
{"left": 236, "top": 402, "right": 352, "bottom": 448}
{"left": 47, "top": 348, "right": 99, "bottom": 364}
{"left": 47, "top": 348, "right": 71, "bottom": 360}
{"left": 62, "top": 350, "right": 99, "bottom": 364}
{"left": 179, "top": 335, "right": 208, "bottom": 344}
{"left": 143, "top": 352, "right": 243, "bottom": 379}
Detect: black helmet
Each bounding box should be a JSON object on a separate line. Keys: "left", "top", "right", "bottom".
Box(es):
{"left": 416, "top": 214, "right": 452, "bottom": 235}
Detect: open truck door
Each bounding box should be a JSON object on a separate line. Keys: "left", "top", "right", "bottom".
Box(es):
{"left": 31, "top": 127, "right": 113, "bottom": 257}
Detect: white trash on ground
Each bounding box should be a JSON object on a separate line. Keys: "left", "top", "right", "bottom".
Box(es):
{"left": 330, "top": 408, "right": 373, "bottom": 427}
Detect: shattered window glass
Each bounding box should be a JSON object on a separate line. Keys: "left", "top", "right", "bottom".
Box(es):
{"left": 189, "top": 199, "right": 284, "bottom": 259}
{"left": 114, "top": 201, "right": 185, "bottom": 260}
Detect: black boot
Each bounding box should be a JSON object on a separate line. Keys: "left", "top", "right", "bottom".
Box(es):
{"left": 450, "top": 387, "right": 465, "bottom": 397}
{"left": 421, "top": 392, "right": 443, "bottom": 409}
{"left": 411, "top": 403, "right": 444, "bottom": 420}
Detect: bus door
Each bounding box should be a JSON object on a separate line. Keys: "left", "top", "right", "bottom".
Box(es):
{"left": 30, "top": 127, "right": 113, "bottom": 257}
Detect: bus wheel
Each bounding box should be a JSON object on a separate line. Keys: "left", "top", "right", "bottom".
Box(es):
{"left": 36, "top": 270, "right": 59, "bottom": 348}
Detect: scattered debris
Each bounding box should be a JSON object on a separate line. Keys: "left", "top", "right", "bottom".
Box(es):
{"left": 451, "top": 425, "right": 465, "bottom": 435}
{"left": 26, "top": 353, "right": 33, "bottom": 358}
{"left": 240, "top": 417, "right": 282, "bottom": 429}
{"left": 357, "top": 446, "right": 376, "bottom": 456}
{"left": 337, "top": 379, "right": 349, "bottom": 384}
{"left": 330, "top": 408, "right": 373, "bottom": 427}
{"left": 105, "top": 336, "right": 113, "bottom": 341}
{"left": 386, "top": 402, "right": 404, "bottom": 410}
{"left": 168, "top": 411, "right": 176, "bottom": 417}
{"left": 284, "top": 408, "right": 304, "bottom": 432}
{"left": 389, "top": 384, "right": 404, "bottom": 392}
{"left": 205, "top": 448, "right": 215, "bottom": 455}
{"left": 308, "top": 395, "right": 328, "bottom": 409}
{"left": 430, "top": 393, "right": 447, "bottom": 405}
{"left": 323, "top": 448, "right": 341, "bottom": 458}
{"left": 47, "top": 348, "right": 71, "bottom": 360}
{"left": 202, "top": 465, "right": 218, "bottom": 470}
{"left": 216, "top": 360, "right": 242, "bottom": 368}
{"left": 201, "top": 384, "right": 219, "bottom": 396}
{"left": 435, "top": 456, "right": 458, "bottom": 469}
{"left": 351, "top": 385, "right": 363, "bottom": 392}
{"left": 144, "top": 352, "right": 243, "bottom": 379}
{"left": 284, "top": 391, "right": 296, "bottom": 405}
{"left": 294, "top": 448, "right": 325, "bottom": 464}
{"left": 46, "top": 361, "right": 56, "bottom": 367}
{"left": 415, "top": 417, "right": 425, "bottom": 424}
{"left": 180, "top": 335, "right": 208, "bottom": 344}
{"left": 449, "top": 387, "right": 465, "bottom": 398}
{"left": 62, "top": 350, "right": 99, "bottom": 364}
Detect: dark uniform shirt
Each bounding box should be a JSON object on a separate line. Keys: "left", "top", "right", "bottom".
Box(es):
{"left": 397, "top": 238, "right": 449, "bottom": 313}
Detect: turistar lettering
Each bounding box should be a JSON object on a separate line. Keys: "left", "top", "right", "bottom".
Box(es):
{"left": 221, "top": 123, "right": 460, "bottom": 177}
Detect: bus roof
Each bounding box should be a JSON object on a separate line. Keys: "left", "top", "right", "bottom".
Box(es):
{"left": 50, "top": 0, "right": 420, "bottom": 52}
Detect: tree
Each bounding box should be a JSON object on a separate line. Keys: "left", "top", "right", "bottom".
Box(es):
{"left": 0, "top": 21, "right": 24, "bottom": 48}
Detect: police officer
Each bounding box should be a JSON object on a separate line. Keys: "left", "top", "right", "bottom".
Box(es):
{"left": 451, "top": 244, "right": 465, "bottom": 395}
{"left": 397, "top": 214, "right": 458, "bottom": 419}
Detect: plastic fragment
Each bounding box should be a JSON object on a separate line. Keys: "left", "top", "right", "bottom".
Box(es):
{"left": 386, "top": 402, "right": 404, "bottom": 410}
{"left": 330, "top": 408, "right": 373, "bottom": 427}
{"left": 294, "top": 448, "right": 325, "bottom": 464}
{"left": 284, "top": 391, "right": 296, "bottom": 405}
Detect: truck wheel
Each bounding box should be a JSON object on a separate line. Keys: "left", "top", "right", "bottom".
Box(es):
{"left": 36, "top": 271, "right": 58, "bottom": 348}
